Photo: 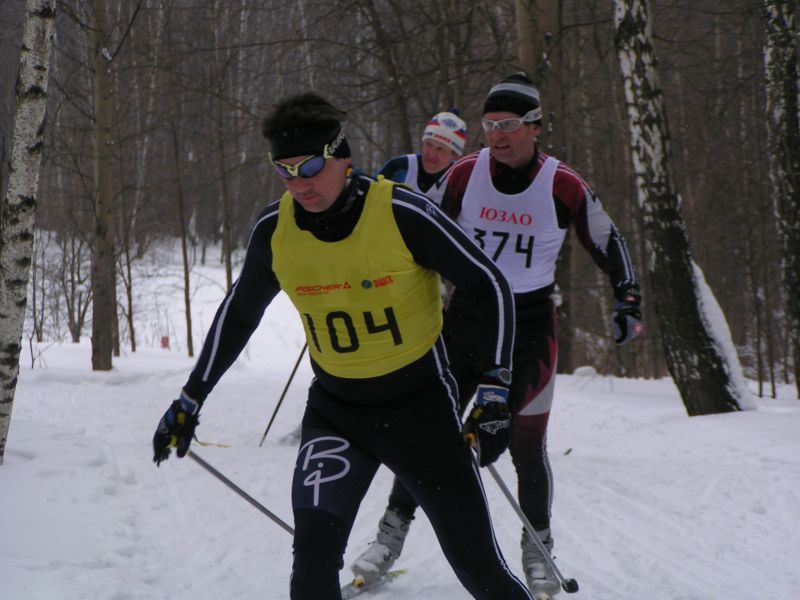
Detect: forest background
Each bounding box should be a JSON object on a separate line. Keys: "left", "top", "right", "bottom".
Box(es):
{"left": 0, "top": 0, "right": 794, "bottom": 399}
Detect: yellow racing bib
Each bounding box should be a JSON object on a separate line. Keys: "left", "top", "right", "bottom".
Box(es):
{"left": 271, "top": 179, "right": 442, "bottom": 378}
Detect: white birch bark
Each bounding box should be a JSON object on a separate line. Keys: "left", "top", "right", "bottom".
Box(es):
{"left": 0, "top": 0, "right": 56, "bottom": 465}
{"left": 613, "top": 0, "right": 751, "bottom": 415}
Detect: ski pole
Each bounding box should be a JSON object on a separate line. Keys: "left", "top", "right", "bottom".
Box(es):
{"left": 259, "top": 343, "right": 307, "bottom": 447}
{"left": 484, "top": 462, "right": 579, "bottom": 594}
{"left": 465, "top": 433, "right": 578, "bottom": 594}
{"left": 187, "top": 450, "right": 294, "bottom": 536}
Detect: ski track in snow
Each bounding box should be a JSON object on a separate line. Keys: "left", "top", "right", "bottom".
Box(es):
{"left": 2, "top": 247, "right": 798, "bottom": 600}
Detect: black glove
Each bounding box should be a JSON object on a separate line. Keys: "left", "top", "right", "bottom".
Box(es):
{"left": 153, "top": 392, "right": 201, "bottom": 466}
{"left": 612, "top": 290, "right": 643, "bottom": 346}
{"left": 464, "top": 381, "right": 511, "bottom": 467}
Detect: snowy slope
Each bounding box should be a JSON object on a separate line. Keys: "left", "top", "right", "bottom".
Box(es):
{"left": 2, "top": 244, "right": 798, "bottom": 600}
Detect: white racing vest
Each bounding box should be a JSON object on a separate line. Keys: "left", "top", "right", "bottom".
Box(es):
{"left": 457, "top": 148, "right": 566, "bottom": 293}
{"left": 398, "top": 154, "right": 448, "bottom": 206}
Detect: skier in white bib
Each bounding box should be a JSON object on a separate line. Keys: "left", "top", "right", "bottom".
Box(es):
{"left": 377, "top": 109, "right": 467, "bottom": 206}
{"left": 353, "top": 73, "right": 642, "bottom": 598}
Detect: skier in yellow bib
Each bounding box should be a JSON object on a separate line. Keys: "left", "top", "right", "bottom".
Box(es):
{"left": 153, "top": 92, "right": 532, "bottom": 600}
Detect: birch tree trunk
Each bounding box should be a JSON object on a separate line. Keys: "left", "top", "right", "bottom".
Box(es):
{"left": 763, "top": 0, "right": 800, "bottom": 399}
{"left": 90, "top": 0, "right": 116, "bottom": 371}
{"left": 613, "top": 0, "right": 749, "bottom": 415}
{"left": 0, "top": 0, "right": 56, "bottom": 465}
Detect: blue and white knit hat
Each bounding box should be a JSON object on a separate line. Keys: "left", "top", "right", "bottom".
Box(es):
{"left": 422, "top": 110, "right": 467, "bottom": 155}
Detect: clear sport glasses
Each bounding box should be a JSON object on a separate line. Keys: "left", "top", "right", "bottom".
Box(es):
{"left": 481, "top": 109, "right": 539, "bottom": 133}
{"left": 269, "top": 131, "right": 344, "bottom": 180}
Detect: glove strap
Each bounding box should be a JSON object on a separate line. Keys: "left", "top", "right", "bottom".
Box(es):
{"left": 476, "top": 384, "right": 509, "bottom": 406}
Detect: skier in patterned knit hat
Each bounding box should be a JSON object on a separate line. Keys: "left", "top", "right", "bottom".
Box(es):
{"left": 377, "top": 109, "right": 467, "bottom": 206}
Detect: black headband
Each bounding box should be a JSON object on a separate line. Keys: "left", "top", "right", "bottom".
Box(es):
{"left": 267, "top": 123, "right": 349, "bottom": 161}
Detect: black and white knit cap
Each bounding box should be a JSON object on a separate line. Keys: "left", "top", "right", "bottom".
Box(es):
{"left": 483, "top": 73, "right": 542, "bottom": 121}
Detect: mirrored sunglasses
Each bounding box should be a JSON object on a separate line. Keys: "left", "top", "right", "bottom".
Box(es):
{"left": 481, "top": 109, "right": 539, "bottom": 133}
{"left": 271, "top": 154, "right": 327, "bottom": 180}
{"left": 269, "top": 131, "right": 345, "bottom": 181}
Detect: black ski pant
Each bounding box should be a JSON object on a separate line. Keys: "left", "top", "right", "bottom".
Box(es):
{"left": 289, "top": 377, "right": 531, "bottom": 600}
{"left": 388, "top": 294, "right": 556, "bottom": 532}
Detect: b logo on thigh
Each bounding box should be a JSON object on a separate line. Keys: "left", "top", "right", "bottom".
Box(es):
{"left": 297, "top": 435, "right": 351, "bottom": 507}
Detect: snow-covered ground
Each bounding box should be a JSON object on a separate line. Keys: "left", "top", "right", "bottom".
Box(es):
{"left": 2, "top": 243, "right": 798, "bottom": 600}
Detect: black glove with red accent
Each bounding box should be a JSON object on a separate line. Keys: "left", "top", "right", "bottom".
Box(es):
{"left": 464, "top": 375, "right": 511, "bottom": 467}
{"left": 153, "top": 392, "right": 201, "bottom": 466}
{"left": 612, "top": 290, "right": 643, "bottom": 346}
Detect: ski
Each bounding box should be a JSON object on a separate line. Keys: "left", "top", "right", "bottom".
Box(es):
{"left": 341, "top": 569, "right": 408, "bottom": 599}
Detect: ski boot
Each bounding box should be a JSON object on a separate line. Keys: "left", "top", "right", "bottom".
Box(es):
{"left": 522, "top": 527, "right": 560, "bottom": 599}
{"left": 351, "top": 507, "right": 413, "bottom": 586}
